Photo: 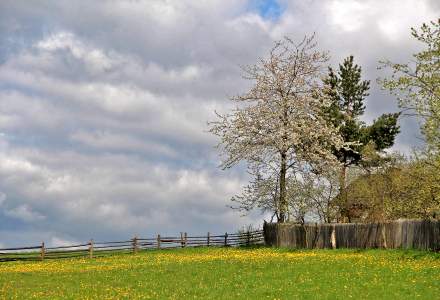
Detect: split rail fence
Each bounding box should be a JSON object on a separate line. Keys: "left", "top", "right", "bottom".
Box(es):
{"left": 0, "top": 230, "right": 264, "bottom": 262}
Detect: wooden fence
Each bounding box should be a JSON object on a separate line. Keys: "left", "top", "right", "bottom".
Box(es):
{"left": 263, "top": 219, "right": 440, "bottom": 251}
{"left": 0, "top": 230, "right": 264, "bottom": 262}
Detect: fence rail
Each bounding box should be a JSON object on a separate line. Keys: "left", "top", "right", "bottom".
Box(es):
{"left": 0, "top": 230, "right": 264, "bottom": 262}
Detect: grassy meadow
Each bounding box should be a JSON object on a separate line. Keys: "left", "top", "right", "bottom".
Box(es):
{"left": 0, "top": 247, "right": 439, "bottom": 299}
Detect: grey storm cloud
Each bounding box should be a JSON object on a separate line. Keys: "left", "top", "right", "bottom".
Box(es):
{"left": 0, "top": 0, "right": 438, "bottom": 246}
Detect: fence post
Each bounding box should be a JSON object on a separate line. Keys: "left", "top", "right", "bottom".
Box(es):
{"left": 207, "top": 232, "right": 210, "bottom": 247}
{"left": 89, "top": 239, "right": 94, "bottom": 259}
{"left": 224, "top": 232, "right": 228, "bottom": 247}
{"left": 40, "top": 242, "right": 45, "bottom": 261}
{"left": 184, "top": 232, "right": 187, "bottom": 248}
{"left": 132, "top": 236, "right": 138, "bottom": 254}
{"left": 180, "top": 232, "right": 184, "bottom": 248}
{"left": 247, "top": 231, "right": 250, "bottom": 246}
{"left": 157, "top": 234, "right": 161, "bottom": 249}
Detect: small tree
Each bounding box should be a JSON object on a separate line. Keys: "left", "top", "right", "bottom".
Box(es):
{"left": 210, "top": 35, "right": 343, "bottom": 222}
{"left": 324, "top": 56, "right": 400, "bottom": 222}
{"left": 380, "top": 19, "right": 439, "bottom": 156}
{"left": 343, "top": 156, "right": 440, "bottom": 221}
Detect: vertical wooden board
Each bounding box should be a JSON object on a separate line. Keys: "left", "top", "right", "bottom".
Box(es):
{"left": 317, "top": 224, "right": 331, "bottom": 249}
{"left": 278, "top": 226, "right": 284, "bottom": 247}
{"left": 433, "top": 220, "right": 440, "bottom": 251}
{"left": 350, "top": 223, "right": 357, "bottom": 248}
{"left": 285, "top": 225, "right": 293, "bottom": 248}
{"left": 283, "top": 226, "right": 290, "bottom": 248}
{"left": 292, "top": 226, "right": 297, "bottom": 248}
{"left": 427, "top": 220, "right": 434, "bottom": 250}
{"left": 356, "top": 224, "right": 364, "bottom": 248}
{"left": 298, "top": 226, "right": 306, "bottom": 248}
{"left": 403, "top": 220, "right": 410, "bottom": 249}
{"left": 292, "top": 226, "right": 298, "bottom": 248}
{"left": 363, "top": 223, "right": 370, "bottom": 248}
{"left": 314, "top": 224, "right": 322, "bottom": 248}
{"left": 374, "top": 223, "right": 383, "bottom": 248}
{"left": 290, "top": 225, "right": 297, "bottom": 248}
{"left": 307, "top": 224, "right": 318, "bottom": 249}
{"left": 393, "top": 221, "right": 400, "bottom": 249}
{"left": 416, "top": 220, "right": 425, "bottom": 250}
{"left": 388, "top": 221, "right": 396, "bottom": 249}
{"left": 323, "top": 224, "right": 333, "bottom": 248}
{"left": 334, "top": 224, "right": 343, "bottom": 248}
{"left": 433, "top": 221, "right": 437, "bottom": 250}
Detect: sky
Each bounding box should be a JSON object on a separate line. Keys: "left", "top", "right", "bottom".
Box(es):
{"left": 0, "top": 0, "right": 438, "bottom": 247}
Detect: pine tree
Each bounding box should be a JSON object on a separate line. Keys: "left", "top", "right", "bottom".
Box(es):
{"left": 324, "top": 56, "right": 400, "bottom": 222}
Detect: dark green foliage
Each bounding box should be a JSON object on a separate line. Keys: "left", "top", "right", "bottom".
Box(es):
{"left": 325, "top": 55, "right": 369, "bottom": 119}
{"left": 365, "top": 113, "right": 401, "bottom": 150}
{"left": 324, "top": 55, "right": 400, "bottom": 168}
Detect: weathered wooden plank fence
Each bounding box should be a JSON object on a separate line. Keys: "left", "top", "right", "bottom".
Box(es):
{"left": 0, "top": 230, "right": 264, "bottom": 262}
{"left": 263, "top": 219, "right": 440, "bottom": 251}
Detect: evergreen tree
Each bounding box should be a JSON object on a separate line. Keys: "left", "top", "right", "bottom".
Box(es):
{"left": 324, "top": 55, "right": 400, "bottom": 222}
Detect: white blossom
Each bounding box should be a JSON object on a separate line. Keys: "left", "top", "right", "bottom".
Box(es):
{"left": 210, "top": 35, "right": 343, "bottom": 222}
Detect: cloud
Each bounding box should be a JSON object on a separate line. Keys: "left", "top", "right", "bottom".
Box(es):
{"left": 0, "top": 193, "right": 6, "bottom": 206}
{"left": 0, "top": 0, "right": 438, "bottom": 246}
{"left": 325, "top": 0, "right": 436, "bottom": 41}
{"left": 326, "top": 0, "right": 369, "bottom": 32}
{"left": 4, "top": 204, "right": 46, "bottom": 222}
{"left": 50, "top": 236, "right": 80, "bottom": 247}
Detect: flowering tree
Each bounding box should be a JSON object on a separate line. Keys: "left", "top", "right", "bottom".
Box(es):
{"left": 380, "top": 19, "right": 439, "bottom": 155}
{"left": 210, "top": 35, "right": 343, "bottom": 222}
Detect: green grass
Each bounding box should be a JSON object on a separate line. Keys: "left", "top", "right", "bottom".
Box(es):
{"left": 0, "top": 247, "right": 439, "bottom": 299}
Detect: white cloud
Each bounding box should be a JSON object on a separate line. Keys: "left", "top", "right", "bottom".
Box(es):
{"left": 375, "top": 0, "right": 435, "bottom": 42}
{"left": 326, "top": 0, "right": 369, "bottom": 32}
{"left": 4, "top": 204, "right": 46, "bottom": 222}
{"left": 70, "top": 130, "right": 178, "bottom": 157}
{"left": 325, "top": 0, "right": 437, "bottom": 41}
{"left": 50, "top": 236, "right": 80, "bottom": 247}
{"left": 36, "top": 31, "right": 117, "bottom": 74}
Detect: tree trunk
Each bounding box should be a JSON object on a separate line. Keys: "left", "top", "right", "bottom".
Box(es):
{"left": 339, "top": 164, "right": 350, "bottom": 222}
{"left": 279, "top": 151, "right": 287, "bottom": 223}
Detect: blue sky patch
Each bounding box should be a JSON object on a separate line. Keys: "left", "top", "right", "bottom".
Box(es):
{"left": 250, "top": 0, "right": 284, "bottom": 20}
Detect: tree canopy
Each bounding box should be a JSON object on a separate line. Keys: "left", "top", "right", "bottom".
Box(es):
{"left": 342, "top": 157, "right": 440, "bottom": 221}
{"left": 210, "top": 35, "right": 343, "bottom": 222}
{"left": 381, "top": 19, "right": 440, "bottom": 155}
